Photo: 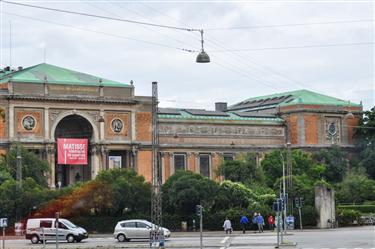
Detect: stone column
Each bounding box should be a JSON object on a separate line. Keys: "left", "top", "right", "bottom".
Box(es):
{"left": 46, "top": 144, "right": 56, "bottom": 188}
{"left": 131, "top": 145, "right": 138, "bottom": 171}
{"left": 187, "top": 152, "right": 196, "bottom": 172}
{"left": 44, "top": 108, "right": 49, "bottom": 139}
{"left": 99, "top": 110, "right": 105, "bottom": 141}
{"left": 9, "top": 105, "right": 14, "bottom": 139}
{"left": 162, "top": 152, "right": 171, "bottom": 183}
{"left": 90, "top": 145, "right": 100, "bottom": 180}
{"left": 100, "top": 145, "right": 108, "bottom": 170}
{"left": 211, "top": 152, "right": 222, "bottom": 181}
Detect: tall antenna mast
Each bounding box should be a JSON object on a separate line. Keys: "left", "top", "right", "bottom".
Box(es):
{"left": 151, "top": 81, "right": 162, "bottom": 227}
{"left": 9, "top": 21, "right": 11, "bottom": 68}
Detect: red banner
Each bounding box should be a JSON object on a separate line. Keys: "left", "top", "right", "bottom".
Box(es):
{"left": 57, "top": 138, "right": 88, "bottom": 165}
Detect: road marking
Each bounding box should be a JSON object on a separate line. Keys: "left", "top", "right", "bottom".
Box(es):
{"left": 220, "top": 247, "right": 225, "bottom": 249}
{"left": 221, "top": 236, "right": 229, "bottom": 244}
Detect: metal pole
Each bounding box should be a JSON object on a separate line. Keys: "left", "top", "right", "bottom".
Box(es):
{"left": 287, "top": 142, "right": 292, "bottom": 214}
{"left": 298, "top": 207, "right": 303, "bottom": 230}
{"left": 2, "top": 227, "right": 5, "bottom": 249}
{"left": 276, "top": 211, "right": 280, "bottom": 248}
{"left": 55, "top": 212, "right": 59, "bottom": 249}
{"left": 281, "top": 154, "right": 287, "bottom": 234}
{"left": 16, "top": 146, "right": 22, "bottom": 189}
{"left": 42, "top": 227, "right": 46, "bottom": 249}
{"left": 200, "top": 207, "right": 203, "bottom": 249}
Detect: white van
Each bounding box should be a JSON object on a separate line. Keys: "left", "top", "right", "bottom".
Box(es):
{"left": 26, "top": 218, "right": 88, "bottom": 244}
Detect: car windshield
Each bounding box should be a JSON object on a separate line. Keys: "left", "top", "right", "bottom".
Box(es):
{"left": 62, "top": 220, "right": 77, "bottom": 229}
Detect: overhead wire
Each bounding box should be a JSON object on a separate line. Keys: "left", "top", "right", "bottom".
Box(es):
{"left": 208, "top": 42, "right": 375, "bottom": 52}
{"left": 3, "top": 12, "right": 195, "bottom": 52}
{"left": 1, "top": 0, "right": 201, "bottom": 31}
{"left": 131, "top": 2, "right": 290, "bottom": 91}
{"left": 205, "top": 19, "right": 375, "bottom": 31}
{"left": 85, "top": 1, "right": 198, "bottom": 49}
{"left": 94, "top": 1, "right": 285, "bottom": 91}
{"left": 3, "top": 0, "right": 371, "bottom": 97}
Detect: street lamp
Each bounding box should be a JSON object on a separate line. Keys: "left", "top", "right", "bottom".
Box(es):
{"left": 196, "top": 30, "right": 210, "bottom": 63}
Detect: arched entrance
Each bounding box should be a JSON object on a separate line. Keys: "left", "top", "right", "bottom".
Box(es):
{"left": 54, "top": 114, "right": 93, "bottom": 187}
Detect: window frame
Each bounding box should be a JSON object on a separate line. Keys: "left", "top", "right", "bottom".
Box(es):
{"left": 199, "top": 154, "right": 211, "bottom": 178}
{"left": 173, "top": 153, "right": 187, "bottom": 172}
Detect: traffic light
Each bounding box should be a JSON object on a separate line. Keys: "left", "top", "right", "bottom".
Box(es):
{"left": 196, "top": 205, "right": 202, "bottom": 217}
{"left": 295, "top": 197, "right": 300, "bottom": 208}
{"left": 300, "top": 198, "right": 304, "bottom": 207}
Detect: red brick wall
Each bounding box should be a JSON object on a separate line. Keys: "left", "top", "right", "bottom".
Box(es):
{"left": 0, "top": 108, "right": 6, "bottom": 138}
{"left": 187, "top": 153, "right": 196, "bottom": 172}
{"left": 304, "top": 114, "right": 318, "bottom": 144}
{"left": 137, "top": 150, "right": 152, "bottom": 182}
{"left": 347, "top": 117, "right": 360, "bottom": 144}
{"left": 163, "top": 153, "right": 171, "bottom": 182}
{"left": 136, "top": 112, "right": 152, "bottom": 141}
{"left": 211, "top": 153, "right": 221, "bottom": 181}
{"left": 286, "top": 115, "right": 298, "bottom": 144}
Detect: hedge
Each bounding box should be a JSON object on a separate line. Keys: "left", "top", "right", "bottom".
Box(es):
{"left": 337, "top": 205, "right": 375, "bottom": 214}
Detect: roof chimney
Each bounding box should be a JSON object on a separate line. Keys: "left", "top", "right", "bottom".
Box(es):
{"left": 215, "top": 102, "right": 227, "bottom": 112}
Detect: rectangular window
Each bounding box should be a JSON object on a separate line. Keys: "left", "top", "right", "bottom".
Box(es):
{"left": 223, "top": 154, "right": 234, "bottom": 161}
{"left": 40, "top": 221, "right": 52, "bottom": 228}
{"left": 174, "top": 154, "right": 186, "bottom": 171}
{"left": 199, "top": 154, "right": 210, "bottom": 177}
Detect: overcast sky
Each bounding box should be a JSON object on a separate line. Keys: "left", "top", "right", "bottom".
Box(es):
{"left": 0, "top": 0, "right": 374, "bottom": 110}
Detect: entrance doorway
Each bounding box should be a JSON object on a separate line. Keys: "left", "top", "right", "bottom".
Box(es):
{"left": 54, "top": 114, "right": 93, "bottom": 187}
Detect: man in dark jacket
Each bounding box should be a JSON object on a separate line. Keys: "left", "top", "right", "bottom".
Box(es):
{"left": 240, "top": 215, "right": 249, "bottom": 233}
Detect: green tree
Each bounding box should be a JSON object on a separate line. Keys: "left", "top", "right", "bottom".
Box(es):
{"left": 355, "top": 107, "right": 375, "bottom": 179}
{"left": 162, "top": 170, "right": 219, "bottom": 218}
{"left": 0, "top": 146, "right": 50, "bottom": 187}
{"left": 96, "top": 169, "right": 151, "bottom": 216}
{"left": 0, "top": 177, "right": 55, "bottom": 223}
{"left": 312, "top": 145, "right": 348, "bottom": 183}
{"left": 218, "top": 153, "right": 265, "bottom": 185}
{"left": 261, "top": 149, "right": 318, "bottom": 187}
{"left": 336, "top": 169, "right": 375, "bottom": 204}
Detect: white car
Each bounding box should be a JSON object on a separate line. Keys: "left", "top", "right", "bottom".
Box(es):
{"left": 113, "top": 219, "right": 171, "bottom": 242}
{"left": 26, "top": 218, "right": 88, "bottom": 244}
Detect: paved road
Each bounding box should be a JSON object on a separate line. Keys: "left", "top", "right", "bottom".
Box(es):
{"left": 292, "top": 226, "right": 374, "bottom": 249}
{"left": 1, "top": 226, "right": 374, "bottom": 249}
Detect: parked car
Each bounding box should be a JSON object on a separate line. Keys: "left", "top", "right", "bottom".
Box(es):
{"left": 26, "top": 218, "right": 88, "bottom": 244}
{"left": 113, "top": 219, "right": 171, "bottom": 242}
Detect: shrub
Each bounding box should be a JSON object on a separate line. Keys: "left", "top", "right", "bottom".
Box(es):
{"left": 337, "top": 209, "right": 361, "bottom": 226}
{"left": 337, "top": 205, "right": 375, "bottom": 214}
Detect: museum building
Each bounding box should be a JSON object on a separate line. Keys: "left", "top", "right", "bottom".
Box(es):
{"left": 0, "top": 63, "right": 362, "bottom": 187}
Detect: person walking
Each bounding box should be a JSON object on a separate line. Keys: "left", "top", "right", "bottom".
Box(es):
{"left": 252, "top": 213, "right": 258, "bottom": 233}
{"left": 223, "top": 217, "right": 232, "bottom": 234}
{"left": 257, "top": 213, "right": 264, "bottom": 233}
{"left": 267, "top": 214, "right": 275, "bottom": 231}
{"left": 240, "top": 215, "right": 249, "bottom": 234}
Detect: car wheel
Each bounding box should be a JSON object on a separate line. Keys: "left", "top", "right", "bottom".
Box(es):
{"left": 117, "top": 234, "right": 127, "bottom": 242}
{"left": 67, "top": 234, "right": 75, "bottom": 243}
{"left": 31, "top": 235, "right": 39, "bottom": 244}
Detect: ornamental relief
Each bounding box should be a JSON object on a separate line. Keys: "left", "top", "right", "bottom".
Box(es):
{"left": 324, "top": 117, "right": 341, "bottom": 144}
{"left": 159, "top": 124, "right": 284, "bottom": 137}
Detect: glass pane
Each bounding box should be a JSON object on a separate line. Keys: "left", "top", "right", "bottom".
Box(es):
{"left": 124, "top": 222, "right": 136, "bottom": 228}
{"left": 58, "top": 222, "right": 67, "bottom": 229}
{"left": 199, "top": 155, "right": 210, "bottom": 177}
{"left": 174, "top": 154, "right": 185, "bottom": 171}
{"left": 40, "top": 221, "right": 52, "bottom": 228}
{"left": 136, "top": 222, "right": 148, "bottom": 228}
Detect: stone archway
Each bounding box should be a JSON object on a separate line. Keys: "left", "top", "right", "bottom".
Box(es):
{"left": 52, "top": 112, "right": 99, "bottom": 187}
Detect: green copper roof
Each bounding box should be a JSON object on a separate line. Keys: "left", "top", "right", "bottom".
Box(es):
{"left": 158, "top": 110, "right": 283, "bottom": 123}
{"left": 0, "top": 63, "right": 130, "bottom": 87}
{"left": 231, "top": 89, "right": 361, "bottom": 108}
